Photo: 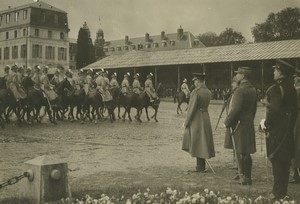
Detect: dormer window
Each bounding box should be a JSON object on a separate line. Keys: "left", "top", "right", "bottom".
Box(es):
{"left": 161, "top": 40, "right": 167, "bottom": 47}
{"left": 116, "top": 46, "right": 121, "bottom": 51}
{"left": 60, "top": 32, "right": 64, "bottom": 39}
{"left": 145, "top": 42, "right": 151, "bottom": 48}
{"left": 169, "top": 40, "right": 175, "bottom": 46}
{"left": 153, "top": 42, "right": 159, "bottom": 48}
{"left": 123, "top": 45, "right": 129, "bottom": 50}
{"left": 194, "top": 39, "right": 200, "bottom": 45}
{"left": 104, "top": 47, "right": 108, "bottom": 52}
{"left": 110, "top": 47, "right": 115, "bottom": 52}
{"left": 138, "top": 44, "right": 143, "bottom": 50}
{"left": 131, "top": 45, "right": 136, "bottom": 50}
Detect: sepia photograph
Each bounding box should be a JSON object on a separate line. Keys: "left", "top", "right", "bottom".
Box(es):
{"left": 0, "top": 0, "right": 300, "bottom": 203}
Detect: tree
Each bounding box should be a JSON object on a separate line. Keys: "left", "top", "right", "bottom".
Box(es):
{"left": 252, "top": 7, "right": 300, "bottom": 42}
{"left": 217, "top": 28, "right": 246, "bottom": 45}
{"left": 197, "top": 32, "right": 218, "bottom": 46}
{"left": 76, "top": 22, "right": 96, "bottom": 69}
{"left": 197, "top": 28, "right": 246, "bottom": 47}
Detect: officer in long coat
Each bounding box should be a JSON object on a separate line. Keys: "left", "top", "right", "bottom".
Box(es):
{"left": 260, "top": 59, "right": 298, "bottom": 199}
{"left": 291, "top": 76, "right": 300, "bottom": 183}
{"left": 224, "top": 67, "right": 257, "bottom": 185}
{"left": 182, "top": 72, "right": 215, "bottom": 172}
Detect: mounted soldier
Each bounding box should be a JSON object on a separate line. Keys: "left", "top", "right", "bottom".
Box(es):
{"left": 145, "top": 72, "right": 158, "bottom": 102}
{"left": 181, "top": 78, "right": 190, "bottom": 99}
{"left": 65, "top": 69, "right": 75, "bottom": 87}
{"left": 100, "top": 70, "right": 113, "bottom": 102}
{"left": 31, "top": 65, "right": 42, "bottom": 90}
{"left": 110, "top": 72, "right": 119, "bottom": 89}
{"left": 84, "top": 68, "right": 94, "bottom": 95}
{"left": 132, "top": 73, "right": 142, "bottom": 95}
{"left": 121, "top": 72, "right": 130, "bottom": 96}
{"left": 7, "top": 64, "right": 27, "bottom": 102}
{"left": 40, "top": 66, "right": 57, "bottom": 101}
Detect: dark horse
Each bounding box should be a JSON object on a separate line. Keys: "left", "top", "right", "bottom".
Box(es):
{"left": 109, "top": 87, "right": 121, "bottom": 122}
{"left": 174, "top": 90, "right": 189, "bottom": 114}
{"left": 136, "top": 91, "right": 160, "bottom": 122}
{"left": 68, "top": 87, "right": 86, "bottom": 122}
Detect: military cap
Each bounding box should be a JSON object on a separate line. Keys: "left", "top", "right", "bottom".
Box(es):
{"left": 183, "top": 78, "right": 187, "bottom": 83}
{"left": 134, "top": 73, "right": 140, "bottom": 78}
{"left": 234, "top": 67, "right": 253, "bottom": 75}
{"left": 192, "top": 72, "right": 206, "bottom": 81}
{"left": 111, "top": 72, "right": 117, "bottom": 78}
{"left": 272, "top": 59, "right": 296, "bottom": 75}
{"left": 147, "top": 72, "right": 153, "bottom": 78}
{"left": 124, "top": 72, "right": 130, "bottom": 77}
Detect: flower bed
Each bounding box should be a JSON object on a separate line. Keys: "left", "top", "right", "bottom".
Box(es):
{"left": 60, "top": 187, "right": 296, "bottom": 204}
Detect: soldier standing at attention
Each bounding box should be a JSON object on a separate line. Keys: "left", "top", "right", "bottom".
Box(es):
{"left": 224, "top": 67, "right": 257, "bottom": 185}
{"left": 260, "top": 59, "right": 298, "bottom": 200}
{"left": 182, "top": 72, "right": 215, "bottom": 172}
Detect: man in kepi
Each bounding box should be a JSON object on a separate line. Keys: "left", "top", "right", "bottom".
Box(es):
{"left": 224, "top": 67, "right": 257, "bottom": 185}
{"left": 182, "top": 72, "right": 215, "bottom": 172}
{"left": 260, "top": 59, "right": 298, "bottom": 200}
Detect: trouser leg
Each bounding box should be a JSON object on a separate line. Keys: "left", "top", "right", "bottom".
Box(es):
{"left": 196, "top": 158, "right": 205, "bottom": 171}
{"left": 243, "top": 154, "right": 252, "bottom": 180}
{"left": 271, "top": 159, "right": 290, "bottom": 199}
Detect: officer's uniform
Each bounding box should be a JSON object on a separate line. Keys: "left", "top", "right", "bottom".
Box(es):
{"left": 40, "top": 68, "right": 57, "bottom": 101}
{"left": 181, "top": 80, "right": 190, "bottom": 98}
{"left": 145, "top": 74, "right": 157, "bottom": 101}
{"left": 263, "top": 59, "right": 298, "bottom": 199}
{"left": 7, "top": 66, "right": 27, "bottom": 101}
{"left": 133, "top": 74, "right": 142, "bottom": 94}
{"left": 110, "top": 75, "right": 119, "bottom": 89}
{"left": 121, "top": 74, "right": 130, "bottom": 95}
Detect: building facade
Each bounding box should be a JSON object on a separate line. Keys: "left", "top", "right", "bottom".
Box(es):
{"left": 0, "top": 1, "right": 69, "bottom": 76}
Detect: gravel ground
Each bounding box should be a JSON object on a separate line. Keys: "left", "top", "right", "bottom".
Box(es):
{"left": 0, "top": 101, "right": 299, "bottom": 201}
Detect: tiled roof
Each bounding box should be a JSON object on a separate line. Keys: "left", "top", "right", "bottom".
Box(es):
{"left": 0, "top": 1, "right": 66, "bottom": 14}
{"left": 83, "top": 40, "right": 300, "bottom": 70}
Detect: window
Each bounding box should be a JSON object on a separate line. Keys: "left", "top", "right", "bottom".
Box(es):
{"left": 34, "top": 29, "right": 39, "bottom": 37}
{"left": 4, "top": 47, "right": 9, "bottom": 60}
{"left": 15, "top": 12, "right": 19, "bottom": 22}
{"left": 103, "top": 47, "right": 108, "bottom": 52}
{"left": 60, "top": 32, "right": 64, "bottom": 39}
{"left": 12, "top": 46, "right": 18, "bottom": 59}
{"left": 110, "top": 47, "right": 115, "bottom": 52}
{"left": 21, "top": 44, "right": 27, "bottom": 58}
{"left": 153, "top": 42, "right": 159, "bottom": 48}
{"left": 0, "top": 48, "right": 2, "bottom": 60}
{"left": 23, "top": 10, "right": 27, "bottom": 20}
{"left": 145, "top": 42, "right": 151, "bottom": 48}
{"left": 123, "top": 45, "right": 128, "bottom": 50}
{"left": 138, "top": 44, "right": 143, "bottom": 50}
{"left": 23, "top": 28, "right": 27, "bottom": 36}
{"left": 161, "top": 41, "right": 167, "bottom": 47}
{"left": 170, "top": 40, "right": 175, "bottom": 46}
{"left": 131, "top": 45, "right": 136, "bottom": 50}
{"left": 6, "top": 14, "right": 10, "bottom": 24}
{"left": 32, "top": 44, "right": 42, "bottom": 58}
{"left": 58, "top": 47, "right": 67, "bottom": 60}
{"left": 116, "top": 46, "right": 121, "bottom": 51}
{"left": 0, "top": 16, "right": 3, "bottom": 26}
{"left": 6, "top": 32, "right": 9, "bottom": 39}
{"left": 14, "top": 30, "right": 17, "bottom": 38}
{"left": 41, "top": 12, "right": 46, "bottom": 23}
{"left": 48, "top": 31, "right": 52, "bottom": 39}
{"left": 46, "top": 46, "right": 55, "bottom": 60}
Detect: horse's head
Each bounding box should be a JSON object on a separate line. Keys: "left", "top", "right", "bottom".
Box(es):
{"left": 55, "top": 78, "right": 73, "bottom": 95}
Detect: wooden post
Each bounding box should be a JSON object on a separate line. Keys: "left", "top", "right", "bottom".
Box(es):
{"left": 154, "top": 67, "right": 157, "bottom": 88}
{"left": 177, "top": 66, "right": 180, "bottom": 90}
{"left": 261, "top": 61, "right": 264, "bottom": 96}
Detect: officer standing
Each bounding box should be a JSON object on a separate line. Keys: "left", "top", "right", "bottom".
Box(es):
{"left": 260, "top": 59, "right": 298, "bottom": 199}
{"left": 224, "top": 67, "right": 257, "bottom": 185}
{"left": 182, "top": 72, "right": 215, "bottom": 172}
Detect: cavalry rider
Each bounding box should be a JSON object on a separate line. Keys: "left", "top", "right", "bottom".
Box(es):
{"left": 145, "top": 72, "right": 158, "bottom": 102}
{"left": 132, "top": 73, "right": 142, "bottom": 95}
{"left": 40, "top": 66, "right": 57, "bottom": 101}
{"left": 95, "top": 68, "right": 104, "bottom": 90}
{"left": 22, "top": 67, "right": 34, "bottom": 92}
{"left": 6, "top": 64, "right": 27, "bottom": 102}
{"left": 121, "top": 72, "right": 130, "bottom": 96}
{"left": 57, "top": 66, "right": 65, "bottom": 83}
{"left": 73, "top": 69, "right": 85, "bottom": 91}
{"left": 65, "top": 69, "right": 75, "bottom": 87}
{"left": 102, "top": 71, "right": 113, "bottom": 102}
{"left": 31, "top": 65, "right": 42, "bottom": 90}
{"left": 84, "top": 68, "right": 94, "bottom": 95}
{"left": 181, "top": 78, "right": 190, "bottom": 99}
{"left": 110, "top": 72, "right": 119, "bottom": 89}
{"left": 3, "top": 65, "right": 10, "bottom": 86}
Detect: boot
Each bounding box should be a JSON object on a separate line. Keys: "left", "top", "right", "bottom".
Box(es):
{"left": 196, "top": 158, "right": 206, "bottom": 172}
{"left": 241, "top": 156, "right": 252, "bottom": 185}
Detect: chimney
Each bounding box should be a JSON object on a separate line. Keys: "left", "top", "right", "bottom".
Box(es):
{"left": 145, "top": 33, "right": 149, "bottom": 42}
{"left": 125, "top": 35, "right": 129, "bottom": 44}
{"left": 161, "top": 31, "right": 165, "bottom": 40}
{"left": 177, "top": 25, "right": 183, "bottom": 40}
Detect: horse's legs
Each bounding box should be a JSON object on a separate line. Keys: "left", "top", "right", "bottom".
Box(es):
{"left": 127, "top": 107, "right": 132, "bottom": 122}
{"left": 145, "top": 107, "right": 150, "bottom": 121}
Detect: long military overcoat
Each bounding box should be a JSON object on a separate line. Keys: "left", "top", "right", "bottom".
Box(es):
{"left": 224, "top": 79, "right": 257, "bottom": 154}
{"left": 182, "top": 83, "right": 215, "bottom": 159}
{"left": 264, "top": 78, "right": 297, "bottom": 162}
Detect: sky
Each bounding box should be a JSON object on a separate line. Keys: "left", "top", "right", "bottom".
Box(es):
{"left": 1, "top": 0, "right": 300, "bottom": 42}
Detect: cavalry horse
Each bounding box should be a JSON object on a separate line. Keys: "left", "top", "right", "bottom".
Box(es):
{"left": 174, "top": 90, "right": 189, "bottom": 114}
{"left": 136, "top": 91, "right": 160, "bottom": 122}
{"left": 68, "top": 86, "right": 86, "bottom": 122}
{"left": 109, "top": 87, "right": 121, "bottom": 122}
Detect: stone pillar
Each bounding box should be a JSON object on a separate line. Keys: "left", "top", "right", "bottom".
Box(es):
{"left": 19, "top": 155, "right": 70, "bottom": 204}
